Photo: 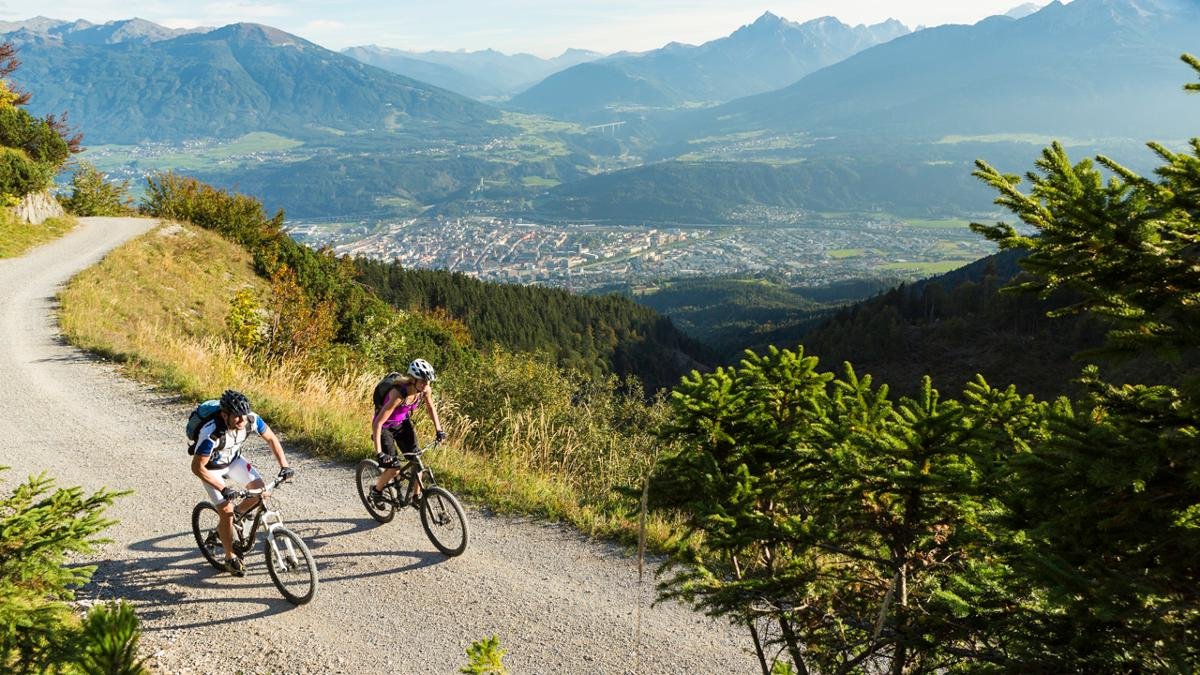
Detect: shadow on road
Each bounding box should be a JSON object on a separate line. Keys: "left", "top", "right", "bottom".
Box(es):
{"left": 81, "top": 516, "right": 447, "bottom": 630}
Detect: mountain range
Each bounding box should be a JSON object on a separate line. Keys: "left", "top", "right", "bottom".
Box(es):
{"left": 5, "top": 19, "right": 497, "bottom": 144}
{"left": 342, "top": 45, "right": 602, "bottom": 100}
{"left": 508, "top": 12, "right": 910, "bottom": 120}
{"left": 675, "top": 0, "right": 1200, "bottom": 142}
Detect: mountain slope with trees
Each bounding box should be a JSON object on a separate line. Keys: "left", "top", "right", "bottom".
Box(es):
{"left": 8, "top": 21, "right": 498, "bottom": 143}
{"left": 353, "top": 260, "right": 714, "bottom": 391}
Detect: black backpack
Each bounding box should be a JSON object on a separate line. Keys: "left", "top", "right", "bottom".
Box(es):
{"left": 373, "top": 372, "right": 405, "bottom": 413}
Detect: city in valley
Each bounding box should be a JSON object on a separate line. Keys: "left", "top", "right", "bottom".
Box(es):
{"left": 287, "top": 214, "right": 995, "bottom": 292}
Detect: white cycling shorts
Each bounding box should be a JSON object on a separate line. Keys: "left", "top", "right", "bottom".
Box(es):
{"left": 204, "top": 455, "right": 264, "bottom": 505}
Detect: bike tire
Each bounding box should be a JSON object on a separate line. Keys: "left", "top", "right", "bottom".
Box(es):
{"left": 191, "top": 502, "right": 226, "bottom": 571}
{"left": 264, "top": 526, "right": 318, "bottom": 605}
{"left": 419, "top": 486, "right": 469, "bottom": 557}
{"left": 356, "top": 459, "right": 397, "bottom": 523}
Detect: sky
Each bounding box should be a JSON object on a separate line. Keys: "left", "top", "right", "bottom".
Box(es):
{"left": 0, "top": 1, "right": 1055, "bottom": 57}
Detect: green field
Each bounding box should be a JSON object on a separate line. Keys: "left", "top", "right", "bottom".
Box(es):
{"left": 522, "top": 176, "right": 561, "bottom": 188}
{"left": 903, "top": 217, "right": 973, "bottom": 229}
{"left": 828, "top": 248, "right": 866, "bottom": 259}
{"left": 83, "top": 132, "right": 307, "bottom": 173}
{"left": 879, "top": 259, "right": 974, "bottom": 275}
{"left": 937, "top": 133, "right": 1095, "bottom": 147}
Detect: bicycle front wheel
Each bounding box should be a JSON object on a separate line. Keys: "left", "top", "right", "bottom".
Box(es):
{"left": 264, "top": 526, "right": 318, "bottom": 605}
{"left": 356, "top": 459, "right": 397, "bottom": 523}
{"left": 191, "top": 502, "right": 225, "bottom": 571}
{"left": 419, "top": 487, "right": 469, "bottom": 557}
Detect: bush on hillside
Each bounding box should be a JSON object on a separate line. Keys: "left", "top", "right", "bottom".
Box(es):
{"left": 0, "top": 106, "right": 70, "bottom": 168}
{"left": 0, "top": 147, "right": 53, "bottom": 201}
{"left": 58, "top": 161, "right": 133, "bottom": 216}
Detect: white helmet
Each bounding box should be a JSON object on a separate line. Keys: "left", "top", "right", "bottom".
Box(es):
{"left": 407, "top": 358, "right": 437, "bottom": 382}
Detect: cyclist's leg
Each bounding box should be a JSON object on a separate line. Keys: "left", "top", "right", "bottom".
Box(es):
{"left": 203, "top": 476, "right": 237, "bottom": 560}
{"left": 228, "top": 456, "right": 264, "bottom": 514}
{"left": 396, "top": 421, "right": 422, "bottom": 500}
{"left": 374, "top": 426, "right": 406, "bottom": 491}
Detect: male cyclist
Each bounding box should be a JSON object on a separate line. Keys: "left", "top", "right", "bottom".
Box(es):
{"left": 191, "top": 389, "right": 293, "bottom": 576}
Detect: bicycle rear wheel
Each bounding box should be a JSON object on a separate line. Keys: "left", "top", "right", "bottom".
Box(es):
{"left": 419, "top": 487, "right": 469, "bottom": 557}
{"left": 356, "top": 459, "right": 397, "bottom": 523}
{"left": 264, "top": 526, "right": 318, "bottom": 605}
{"left": 191, "top": 502, "right": 225, "bottom": 571}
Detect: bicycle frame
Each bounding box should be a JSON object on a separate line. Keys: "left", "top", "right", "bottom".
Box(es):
{"left": 382, "top": 440, "right": 441, "bottom": 504}
{"left": 231, "top": 477, "right": 290, "bottom": 557}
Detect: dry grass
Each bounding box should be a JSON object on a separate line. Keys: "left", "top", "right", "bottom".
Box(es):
{"left": 0, "top": 212, "right": 76, "bottom": 258}
{"left": 59, "top": 221, "right": 683, "bottom": 550}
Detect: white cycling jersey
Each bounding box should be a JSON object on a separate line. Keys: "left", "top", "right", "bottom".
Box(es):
{"left": 194, "top": 413, "right": 270, "bottom": 468}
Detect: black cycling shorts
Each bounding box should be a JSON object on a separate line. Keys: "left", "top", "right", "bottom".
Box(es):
{"left": 380, "top": 419, "right": 417, "bottom": 457}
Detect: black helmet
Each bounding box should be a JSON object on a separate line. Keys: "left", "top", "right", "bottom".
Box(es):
{"left": 219, "top": 389, "right": 252, "bottom": 416}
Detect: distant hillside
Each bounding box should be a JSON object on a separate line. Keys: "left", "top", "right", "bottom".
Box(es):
{"left": 353, "top": 260, "right": 715, "bottom": 392}
{"left": 508, "top": 12, "right": 908, "bottom": 119}
{"left": 533, "top": 158, "right": 996, "bottom": 223}
{"left": 8, "top": 21, "right": 498, "bottom": 143}
{"left": 792, "top": 249, "right": 1192, "bottom": 399}
{"left": 678, "top": 0, "right": 1200, "bottom": 142}
{"left": 344, "top": 46, "right": 602, "bottom": 100}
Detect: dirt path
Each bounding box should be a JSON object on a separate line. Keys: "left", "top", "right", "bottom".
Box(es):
{"left": 0, "top": 217, "right": 755, "bottom": 673}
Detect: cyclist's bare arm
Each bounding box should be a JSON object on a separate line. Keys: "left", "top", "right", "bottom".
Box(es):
{"left": 260, "top": 426, "right": 289, "bottom": 471}
{"left": 423, "top": 391, "right": 443, "bottom": 436}
{"left": 191, "top": 452, "right": 226, "bottom": 493}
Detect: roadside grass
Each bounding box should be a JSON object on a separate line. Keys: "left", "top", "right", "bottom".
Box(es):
{"left": 59, "top": 221, "right": 685, "bottom": 550}
{"left": 0, "top": 212, "right": 76, "bottom": 258}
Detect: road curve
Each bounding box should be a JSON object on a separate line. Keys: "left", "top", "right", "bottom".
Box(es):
{"left": 0, "top": 217, "right": 755, "bottom": 673}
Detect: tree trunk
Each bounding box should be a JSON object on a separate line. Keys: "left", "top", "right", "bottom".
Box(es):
{"left": 778, "top": 615, "right": 808, "bottom": 675}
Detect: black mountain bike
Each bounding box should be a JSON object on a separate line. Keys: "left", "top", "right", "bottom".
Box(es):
{"left": 355, "top": 440, "right": 469, "bottom": 557}
{"left": 192, "top": 475, "right": 318, "bottom": 605}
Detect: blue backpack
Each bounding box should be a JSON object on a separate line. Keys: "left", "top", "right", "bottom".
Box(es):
{"left": 186, "top": 400, "right": 224, "bottom": 454}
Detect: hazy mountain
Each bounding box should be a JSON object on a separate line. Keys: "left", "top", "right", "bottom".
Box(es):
{"left": 7, "top": 22, "right": 498, "bottom": 143}
{"left": 1004, "top": 3, "right": 1044, "bottom": 19}
{"left": 678, "top": 0, "right": 1200, "bottom": 142}
{"left": 508, "top": 12, "right": 909, "bottom": 119}
{"left": 0, "top": 16, "right": 206, "bottom": 44}
{"left": 343, "top": 46, "right": 603, "bottom": 100}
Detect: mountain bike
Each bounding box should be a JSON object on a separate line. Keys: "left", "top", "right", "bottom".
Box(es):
{"left": 355, "top": 440, "right": 469, "bottom": 557}
{"left": 191, "top": 475, "right": 318, "bottom": 605}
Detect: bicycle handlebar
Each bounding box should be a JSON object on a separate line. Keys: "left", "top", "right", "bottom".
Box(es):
{"left": 235, "top": 475, "right": 289, "bottom": 499}
{"left": 399, "top": 439, "right": 443, "bottom": 459}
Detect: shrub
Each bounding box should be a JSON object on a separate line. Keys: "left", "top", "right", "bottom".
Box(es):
{"left": 0, "top": 146, "right": 53, "bottom": 199}
{"left": 0, "top": 106, "right": 70, "bottom": 168}
{"left": 58, "top": 161, "right": 133, "bottom": 216}
{"left": 0, "top": 467, "right": 142, "bottom": 672}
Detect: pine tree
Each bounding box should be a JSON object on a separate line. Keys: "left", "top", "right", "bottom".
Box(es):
{"left": 965, "top": 53, "right": 1200, "bottom": 671}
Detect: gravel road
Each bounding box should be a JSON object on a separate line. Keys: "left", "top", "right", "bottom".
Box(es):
{"left": 0, "top": 217, "right": 756, "bottom": 673}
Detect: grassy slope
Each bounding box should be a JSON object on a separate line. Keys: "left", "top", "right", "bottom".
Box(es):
{"left": 0, "top": 212, "right": 76, "bottom": 258}
{"left": 59, "top": 221, "right": 680, "bottom": 547}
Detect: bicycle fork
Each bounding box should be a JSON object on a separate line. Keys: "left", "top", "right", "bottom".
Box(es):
{"left": 262, "top": 510, "right": 299, "bottom": 572}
